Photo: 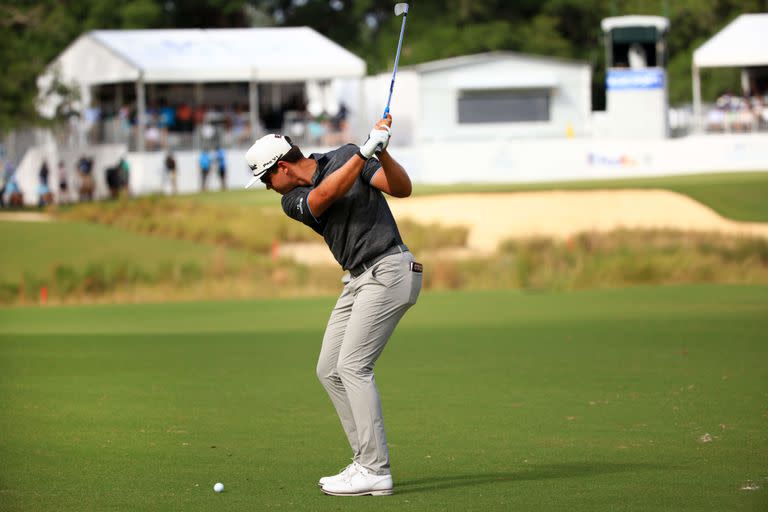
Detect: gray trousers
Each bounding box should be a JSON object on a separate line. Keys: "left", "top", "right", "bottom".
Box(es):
{"left": 316, "top": 251, "right": 422, "bottom": 475}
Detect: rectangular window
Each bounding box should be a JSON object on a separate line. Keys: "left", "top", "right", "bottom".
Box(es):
{"left": 458, "top": 88, "right": 550, "bottom": 124}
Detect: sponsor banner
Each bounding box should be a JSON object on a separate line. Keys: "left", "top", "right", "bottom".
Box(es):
{"left": 587, "top": 151, "right": 653, "bottom": 168}
{"left": 606, "top": 69, "right": 665, "bottom": 90}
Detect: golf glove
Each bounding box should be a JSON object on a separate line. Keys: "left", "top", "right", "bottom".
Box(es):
{"left": 359, "top": 125, "right": 391, "bottom": 159}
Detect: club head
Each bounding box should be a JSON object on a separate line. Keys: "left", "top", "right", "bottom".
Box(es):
{"left": 394, "top": 3, "right": 409, "bottom": 16}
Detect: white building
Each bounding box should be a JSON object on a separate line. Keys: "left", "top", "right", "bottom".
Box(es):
{"left": 20, "top": 27, "right": 367, "bottom": 203}
{"left": 362, "top": 52, "right": 592, "bottom": 146}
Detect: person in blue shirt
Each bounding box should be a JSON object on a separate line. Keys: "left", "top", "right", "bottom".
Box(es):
{"left": 199, "top": 150, "right": 211, "bottom": 191}
{"left": 215, "top": 147, "right": 227, "bottom": 191}
{"left": 0, "top": 162, "right": 14, "bottom": 208}
{"left": 5, "top": 176, "right": 24, "bottom": 208}
{"left": 37, "top": 181, "right": 52, "bottom": 207}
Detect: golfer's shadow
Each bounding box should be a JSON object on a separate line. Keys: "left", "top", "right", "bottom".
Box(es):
{"left": 396, "top": 462, "right": 669, "bottom": 494}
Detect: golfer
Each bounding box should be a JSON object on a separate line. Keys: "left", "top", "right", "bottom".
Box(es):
{"left": 245, "top": 115, "right": 421, "bottom": 496}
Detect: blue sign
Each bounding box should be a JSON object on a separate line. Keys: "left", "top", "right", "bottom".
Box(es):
{"left": 606, "top": 69, "right": 665, "bottom": 90}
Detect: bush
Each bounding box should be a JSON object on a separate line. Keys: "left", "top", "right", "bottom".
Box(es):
{"left": 82, "top": 263, "right": 108, "bottom": 294}
{"left": 493, "top": 230, "right": 768, "bottom": 291}
{"left": 52, "top": 264, "right": 80, "bottom": 297}
{"left": 21, "top": 272, "right": 47, "bottom": 302}
{"left": 180, "top": 262, "right": 204, "bottom": 283}
{"left": 0, "top": 282, "right": 20, "bottom": 304}
{"left": 398, "top": 220, "right": 468, "bottom": 252}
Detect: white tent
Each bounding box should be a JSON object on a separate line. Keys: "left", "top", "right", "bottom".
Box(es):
{"left": 691, "top": 13, "right": 768, "bottom": 126}
{"left": 38, "top": 27, "right": 366, "bottom": 150}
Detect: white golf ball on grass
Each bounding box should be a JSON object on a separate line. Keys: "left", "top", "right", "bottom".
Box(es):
{"left": 213, "top": 482, "right": 224, "bottom": 493}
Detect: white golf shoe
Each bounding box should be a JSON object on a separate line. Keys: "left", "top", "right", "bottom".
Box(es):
{"left": 321, "top": 462, "right": 394, "bottom": 496}
{"left": 318, "top": 462, "right": 356, "bottom": 487}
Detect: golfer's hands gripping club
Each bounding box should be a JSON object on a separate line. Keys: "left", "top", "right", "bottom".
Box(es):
{"left": 359, "top": 114, "right": 392, "bottom": 159}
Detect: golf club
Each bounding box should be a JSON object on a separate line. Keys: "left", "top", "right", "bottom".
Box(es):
{"left": 376, "top": 2, "right": 409, "bottom": 155}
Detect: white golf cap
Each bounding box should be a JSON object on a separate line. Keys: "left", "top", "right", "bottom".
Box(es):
{"left": 244, "top": 134, "right": 293, "bottom": 189}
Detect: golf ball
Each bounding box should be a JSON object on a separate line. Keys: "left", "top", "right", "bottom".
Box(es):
{"left": 213, "top": 482, "right": 224, "bottom": 493}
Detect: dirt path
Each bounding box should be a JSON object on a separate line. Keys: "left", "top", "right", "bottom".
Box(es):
{"left": 281, "top": 189, "right": 768, "bottom": 264}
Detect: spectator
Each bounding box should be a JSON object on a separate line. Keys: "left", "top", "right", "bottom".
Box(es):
{"left": 706, "top": 107, "right": 725, "bottom": 132}
{"left": 193, "top": 104, "right": 207, "bottom": 126}
{"left": 145, "top": 124, "right": 161, "bottom": 151}
{"left": 159, "top": 98, "right": 176, "bottom": 132}
{"left": 6, "top": 181, "right": 23, "bottom": 207}
{"left": 119, "top": 104, "right": 133, "bottom": 139}
{"left": 231, "top": 103, "right": 250, "bottom": 145}
{"left": 204, "top": 105, "right": 225, "bottom": 148}
{"left": 201, "top": 122, "right": 216, "bottom": 147}
{"left": 326, "top": 102, "right": 350, "bottom": 145}
{"left": 0, "top": 162, "right": 13, "bottom": 208}
{"left": 57, "top": 160, "right": 69, "bottom": 204}
{"left": 119, "top": 156, "right": 130, "bottom": 197}
{"left": 754, "top": 95, "right": 768, "bottom": 129}
{"left": 106, "top": 161, "right": 121, "bottom": 199}
{"left": 333, "top": 102, "right": 349, "bottom": 133}
{"left": 77, "top": 155, "right": 94, "bottom": 201}
{"left": 215, "top": 147, "right": 227, "bottom": 191}
{"left": 38, "top": 179, "right": 53, "bottom": 208}
{"left": 628, "top": 43, "right": 647, "bottom": 69}
{"left": 164, "top": 151, "right": 177, "bottom": 195}
{"left": 199, "top": 150, "right": 211, "bottom": 191}
{"left": 106, "top": 156, "right": 130, "bottom": 199}
{"left": 176, "top": 103, "right": 193, "bottom": 132}
{"left": 39, "top": 160, "right": 50, "bottom": 185}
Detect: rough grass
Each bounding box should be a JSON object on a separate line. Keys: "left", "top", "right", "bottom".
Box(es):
{"left": 423, "top": 230, "right": 768, "bottom": 292}
{"left": 2, "top": 220, "right": 767, "bottom": 306}
{"left": 0, "top": 219, "right": 252, "bottom": 281}
{"left": 55, "top": 195, "right": 469, "bottom": 255}
{"left": 1, "top": 285, "right": 766, "bottom": 511}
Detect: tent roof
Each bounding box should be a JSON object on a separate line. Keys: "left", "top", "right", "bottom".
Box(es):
{"left": 407, "top": 51, "right": 589, "bottom": 74}
{"left": 46, "top": 27, "right": 366, "bottom": 85}
{"left": 693, "top": 13, "right": 768, "bottom": 68}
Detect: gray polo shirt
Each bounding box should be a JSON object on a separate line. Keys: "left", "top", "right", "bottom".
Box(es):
{"left": 281, "top": 144, "right": 405, "bottom": 271}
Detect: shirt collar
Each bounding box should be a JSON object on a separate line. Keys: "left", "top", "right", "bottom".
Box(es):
{"left": 309, "top": 153, "right": 325, "bottom": 186}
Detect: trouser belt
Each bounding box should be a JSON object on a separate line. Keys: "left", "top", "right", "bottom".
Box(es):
{"left": 349, "top": 244, "right": 408, "bottom": 278}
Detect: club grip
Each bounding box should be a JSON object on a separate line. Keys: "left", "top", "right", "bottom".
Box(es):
{"left": 374, "top": 142, "right": 384, "bottom": 156}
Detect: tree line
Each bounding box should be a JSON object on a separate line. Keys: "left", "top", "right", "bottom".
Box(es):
{"left": 1, "top": 0, "right": 765, "bottom": 134}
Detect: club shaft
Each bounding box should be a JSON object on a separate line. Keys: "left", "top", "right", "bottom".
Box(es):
{"left": 383, "top": 12, "right": 408, "bottom": 118}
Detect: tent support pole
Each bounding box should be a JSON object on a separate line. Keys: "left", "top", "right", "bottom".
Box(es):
{"left": 692, "top": 65, "right": 702, "bottom": 134}
{"left": 79, "top": 84, "right": 90, "bottom": 148}
{"left": 136, "top": 75, "right": 146, "bottom": 152}
{"left": 357, "top": 79, "right": 365, "bottom": 140}
{"left": 115, "top": 84, "right": 124, "bottom": 145}
{"left": 249, "top": 80, "right": 259, "bottom": 140}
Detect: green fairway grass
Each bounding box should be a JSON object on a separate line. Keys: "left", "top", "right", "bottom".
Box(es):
{"left": 198, "top": 171, "right": 768, "bottom": 222}
{"left": 1, "top": 284, "right": 766, "bottom": 511}
{"left": 0, "top": 220, "right": 252, "bottom": 283}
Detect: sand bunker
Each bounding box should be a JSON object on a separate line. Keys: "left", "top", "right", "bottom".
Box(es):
{"left": 0, "top": 212, "right": 53, "bottom": 222}
{"left": 280, "top": 189, "right": 768, "bottom": 264}
{"left": 389, "top": 189, "right": 768, "bottom": 252}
